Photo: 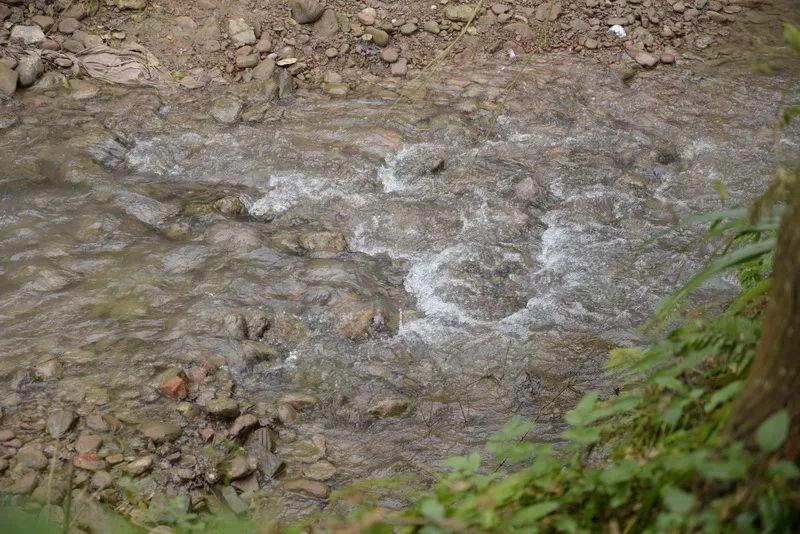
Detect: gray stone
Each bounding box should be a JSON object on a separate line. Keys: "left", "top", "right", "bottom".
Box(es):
{"left": 289, "top": 0, "right": 325, "bottom": 24}
{"left": 206, "top": 397, "right": 240, "bottom": 418}
{"left": 235, "top": 54, "right": 259, "bottom": 69}
{"left": 68, "top": 79, "right": 98, "bottom": 100}
{"left": 139, "top": 421, "right": 182, "bottom": 443}
{"left": 31, "top": 15, "right": 55, "bottom": 31}
{"left": 399, "top": 23, "right": 417, "bottom": 35}
{"left": 303, "top": 460, "right": 336, "bottom": 481}
{"left": 0, "top": 63, "right": 17, "bottom": 96}
{"left": 15, "top": 446, "right": 48, "bottom": 471}
{"left": 226, "top": 456, "right": 257, "bottom": 480}
{"left": 221, "top": 485, "right": 248, "bottom": 514}
{"left": 47, "top": 409, "right": 78, "bottom": 438}
{"left": 116, "top": 0, "right": 148, "bottom": 9}
{"left": 283, "top": 478, "right": 329, "bottom": 499}
{"left": 228, "top": 18, "right": 256, "bottom": 46}
{"left": 16, "top": 55, "right": 44, "bottom": 87}
{"left": 252, "top": 57, "right": 276, "bottom": 81}
{"left": 57, "top": 17, "right": 81, "bottom": 34}
{"left": 5, "top": 471, "right": 37, "bottom": 494}
{"left": 90, "top": 470, "right": 112, "bottom": 490}
{"left": 365, "top": 27, "right": 389, "bottom": 46}
{"left": 368, "top": 398, "right": 410, "bottom": 417}
{"left": 229, "top": 414, "right": 258, "bottom": 437}
{"left": 10, "top": 25, "right": 46, "bottom": 45}
{"left": 313, "top": 9, "right": 339, "bottom": 38}
{"left": 634, "top": 51, "right": 659, "bottom": 67}
{"left": 209, "top": 96, "right": 243, "bottom": 124}
{"left": 423, "top": 20, "right": 440, "bottom": 34}
{"left": 125, "top": 455, "right": 153, "bottom": 475}
{"left": 445, "top": 5, "right": 476, "bottom": 22}
{"left": 380, "top": 47, "right": 400, "bottom": 63}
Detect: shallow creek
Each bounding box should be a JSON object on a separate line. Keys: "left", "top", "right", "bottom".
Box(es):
{"left": 1, "top": 56, "right": 798, "bottom": 518}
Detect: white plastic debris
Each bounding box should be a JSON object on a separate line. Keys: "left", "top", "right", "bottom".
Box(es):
{"left": 608, "top": 24, "right": 626, "bottom": 38}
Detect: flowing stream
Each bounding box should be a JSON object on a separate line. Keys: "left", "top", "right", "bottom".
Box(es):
{"left": 1, "top": 56, "right": 798, "bottom": 516}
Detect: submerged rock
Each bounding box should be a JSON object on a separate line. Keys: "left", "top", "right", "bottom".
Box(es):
{"left": 283, "top": 478, "right": 330, "bottom": 499}
{"left": 139, "top": 421, "right": 182, "bottom": 443}
{"left": 47, "top": 409, "right": 78, "bottom": 438}
{"left": 368, "top": 398, "right": 410, "bottom": 418}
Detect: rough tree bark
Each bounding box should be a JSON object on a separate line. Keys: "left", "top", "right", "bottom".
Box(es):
{"left": 727, "top": 182, "right": 800, "bottom": 459}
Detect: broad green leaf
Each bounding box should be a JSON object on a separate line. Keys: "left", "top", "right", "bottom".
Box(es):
{"left": 605, "top": 347, "right": 644, "bottom": 370}
{"left": 704, "top": 381, "right": 743, "bottom": 413}
{"left": 661, "top": 486, "right": 695, "bottom": 514}
{"left": 562, "top": 426, "right": 601, "bottom": 445}
{"left": 445, "top": 452, "right": 481, "bottom": 473}
{"left": 725, "top": 278, "right": 772, "bottom": 317}
{"left": 510, "top": 501, "right": 560, "bottom": 525}
{"left": 767, "top": 460, "right": 800, "bottom": 479}
{"left": 785, "top": 23, "right": 800, "bottom": 52}
{"left": 420, "top": 499, "right": 445, "bottom": 519}
{"left": 756, "top": 410, "right": 790, "bottom": 452}
{"left": 662, "top": 397, "right": 689, "bottom": 426}
{"left": 599, "top": 460, "right": 639, "bottom": 485}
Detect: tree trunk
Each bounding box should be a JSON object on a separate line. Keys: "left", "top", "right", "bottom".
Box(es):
{"left": 727, "top": 182, "right": 800, "bottom": 458}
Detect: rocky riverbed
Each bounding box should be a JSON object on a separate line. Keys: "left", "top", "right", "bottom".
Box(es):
{"left": 1, "top": 2, "right": 800, "bottom": 532}
{"left": 0, "top": 0, "right": 796, "bottom": 98}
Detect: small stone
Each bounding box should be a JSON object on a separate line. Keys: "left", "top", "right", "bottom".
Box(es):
{"left": 75, "top": 433, "right": 102, "bottom": 454}
{"left": 39, "top": 39, "right": 60, "bottom": 51}
{"left": 205, "top": 397, "right": 240, "bottom": 418}
{"left": 236, "top": 54, "right": 260, "bottom": 69}
{"left": 660, "top": 49, "right": 677, "bottom": 64}
{"left": 368, "top": 398, "right": 410, "bottom": 417}
{"left": 357, "top": 7, "right": 376, "bottom": 25}
{"left": 255, "top": 37, "right": 272, "bottom": 53}
{"left": 252, "top": 58, "right": 276, "bottom": 80}
{"left": 15, "top": 446, "right": 48, "bottom": 471}
{"left": 90, "top": 470, "right": 112, "bottom": 490}
{"left": 47, "top": 409, "right": 78, "bottom": 438}
{"left": 68, "top": 79, "right": 98, "bottom": 100}
{"left": 230, "top": 414, "right": 258, "bottom": 437}
{"left": 116, "top": 0, "right": 148, "bottom": 9}
{"left": 157, "top": 376, "right": 188, "bottom": 401}
{"left": 277, "top": 403, "right": 298, "bottom": 425}
{"left": 584, "top": 38, "right": 599, "bottom": 49}
{"left": 6, "top": 471, "right": 37, "bottom": 495}
{"left": 278, "top": 393, "right": 318, "bottom": 409}
{"left": 32, "top": 15, "right": 55, "bottom": 32}
{"left": 231, "top": 474, "right": 259, "bottom": 493}
{"left": 391, "top": 58, "right": 408, "bottom": 77}
{"left": 62, "top": 39, "right": 85, "bottom": 53}
{"left": 0, "top": 430, "right": 14, "bottom": 441}
{"left": 228, "top": 18, "right": 256, "bottom": 46}
{"left": 324, "top": 70, "right": 341, "bottom": 82}
{"left": 634, "top": 51, "right": 659, "bottom": 67}
{"left": 365, "top": 27, "right": 390, "bottom": 47}
{"left": 125, "top": 456, "right": 153, "bottom": 475}
{"left": 221, "top": 486, "right": 248, "bottom": 514}
{"left": 313, "top": 9, "right": 339, "bottom": 38}
{"left": 58, "top": 18, "right": 81, "bottom": 34}
{"left": 303, "top": 460, "right": 336, "bottom": 481}
{"left": 226, "top": 456, "right": 257, "bottom": 480}
{"left": 400, "top": 23, "right": 418, "bottom": 35}
{"left": 209, "top": 96, "right": 243, "bottom": 124}
{"left": 325, "top": 47, "right": 338, "bottom": 58}
{"left": 0, "top": 63, "right": 18, "bottom": 96}
{"left": 445, "top": 5, "right": 476, "bottom": 22}
{"left": 86, "top": 414, "right": 109, "bottom": 432}
{"left": 10, "top": 25, "right": 46, "bottom": 45}
{"left": 380, "top": 47, "right": 400, "bottom": 63}
{"left": 491, "top": 3, "right": 510, "bottom": 15}
{"left": 139, "top": 421, "right": 182, "bottom": 444}
{"left": 297, "top": 231, "right": 347, "bottom": 252}
{"left": 289, "top": 0, "right": 325, "bottom": 24}
{"left": 73, "top": 452, "right": 106, "bottom": 471}
{"left": 283, "top": 478, "right": 330, "bottom": 499}
{"left": 423, "top": 20, "right": 440, "bottom": 34}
